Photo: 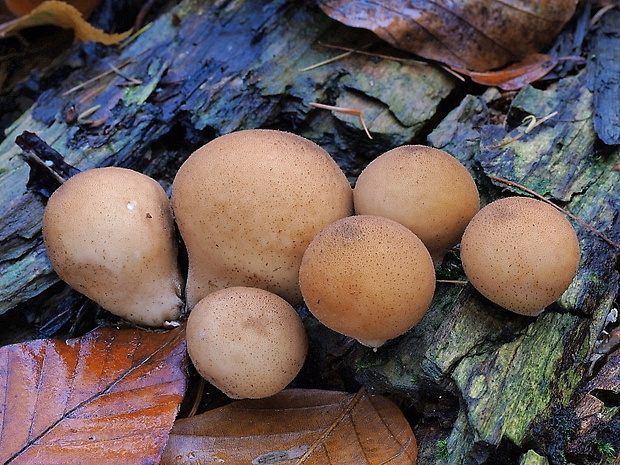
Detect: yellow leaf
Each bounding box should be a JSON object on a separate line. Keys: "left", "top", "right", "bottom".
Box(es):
{"left": 0, "top": 0, "right": 131, "bottom": 44}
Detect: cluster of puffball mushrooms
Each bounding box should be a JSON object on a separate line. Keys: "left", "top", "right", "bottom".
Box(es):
{"left": 42, "top": 129, "right": 581, "bottom": 399}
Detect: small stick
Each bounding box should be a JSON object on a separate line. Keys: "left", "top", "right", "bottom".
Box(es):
{"left": 109, "top": 63, "right": 142, "bottom": 85}
{"left": 299, "top": 50, "right": 355, "bottom": 72}
{"left": 436, "top": 279, "right": 468, "bottom": 285}
{"left": 62, "top": 57, "right": 136, "bottom": 96}
{"left": 310, "top": 102, "right": 373, "bottom": 139}
{"left": 489, "top": 175, "right": 620, "bottom": 250}
{"left": 187, "top": 377, "right": 206, "bottom": 418}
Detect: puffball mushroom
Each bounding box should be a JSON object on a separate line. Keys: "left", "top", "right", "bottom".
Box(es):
{"left": 172, "top": 129, "right": 353, "bottom": 310}
{"left": 299, "top": 215, "right": 436, "bottom": 348}
{"left": 460, "top": 196, "right": 580, "bottom": 316}
{"left": 42, "top": 167, "right": 184, "bottom": 327}
{"left": 186, "top": 286, "right": 308, "bottom": 399}
{"left": 353, "top": 145, "right": 480, "bottom": 266}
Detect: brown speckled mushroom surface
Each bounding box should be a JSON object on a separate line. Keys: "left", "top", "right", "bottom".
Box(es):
{"left": 186, "top": 286, "right": 308, "bottom": 399}
{"left": 172, "top": 129, "right": 353, "bottom": 310}
{"left": 460, "top": 196, "right": 580, "bottom": 316}
{"left": 353, "top": 145, "right": 479, "bottom": 266}
{"left": 299, "top": 215, "right": 436, "bottom": 348}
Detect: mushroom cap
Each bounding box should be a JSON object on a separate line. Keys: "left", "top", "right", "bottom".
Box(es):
{"left": 42, "top": 167, "right": 184, "bottom": 327}
{"left": 172, "top": 129, "right": 353, "bottom": 309}
{"left": 186, "top": 286, "right": 308, "bottom": 399}
{"left": 460, "top": 197, "right": 580, "bottom": 316}
{"left": 299, "top": 215, "right": 436, "bottom": 348}
{"left": 353, "top": 145, "right": 480, "bottom": 266}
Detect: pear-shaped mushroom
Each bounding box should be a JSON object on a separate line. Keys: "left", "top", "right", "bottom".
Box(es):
{"left": 299, "top": 215, "right": 436, "bottom": 348}
{"left": 186, "top": 286, "right": 308, "bottom": 399}
{"left": 172, "top": 129, "right": 353, "bottom": 309}
{"left": 460, "top": 196, "right": 580, "bottom": 316}
{"left": 354, "top": 145, "right": 480, "bottom": 266}
{"left": 42, "top": 167, "right": 184, "bottom": 327}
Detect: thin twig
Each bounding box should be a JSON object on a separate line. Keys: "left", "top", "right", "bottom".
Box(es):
{"left": 187, "top": 377, "right": 206, "bottom": 418}
{"left": 62, "top": 57, "right": 137, "bottom": 96}
{"left": 489, "top": 176, "right": 620, "bottom": 250}
{"left": 109, "top": 63, "right": 143, "bottom": 85}
{"left": 590, "top": 3, "right": 616, "bottom": 26}
{"left": 299, "top": 50, "right": 355, "bottom": 72}
{"left": 319, "top": 42, "right": 427, "bottom": 66}
{"left": 310, "top": 102, "right": 373, "bottom": 139}
{"left": 436, "top": 279, "right": 468, "bottom": 285}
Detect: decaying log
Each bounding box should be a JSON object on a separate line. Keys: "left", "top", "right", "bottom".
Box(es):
{"left": 0, "top": 0, "right": 455, "bottom": 314}
{"left": 349, "top": 72, "right": 620, "bottom": 464}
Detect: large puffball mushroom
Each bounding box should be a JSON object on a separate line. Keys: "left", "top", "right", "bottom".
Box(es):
{"left": 353, "top": 145, "right": 480, "bottom": 266}
{"left": 172, "top": 129, "right": 353, "bottom": 310}
{"left": 186, "top": 286, "right": 308, "bottom": 399}
{"left": 299, "top": 215, "right": 436, "bottom": 348}
{"left": 460, "top": 196, "right": 580, "bottom": 316}
{"left": 42, "top": 167, "right": 184, "bottom": 327}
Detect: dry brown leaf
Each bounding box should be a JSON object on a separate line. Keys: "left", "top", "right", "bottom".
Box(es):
{"left": 452, "top": 53, "right": 559, "bottom": 90}
{"left": 317, "top": 0, "right": 577, "bottom": 71}
{"left": 0, "top": 1, "right": 131, "bottom": 44}
{"left": 0, "top": 326, "right": 188, "bottom": 465}
{"left": 161, "top": 388, "right": 417, "bottom": 465}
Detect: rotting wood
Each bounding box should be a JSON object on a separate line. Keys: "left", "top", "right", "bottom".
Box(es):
{"left": 0, "top": 0, "right": 455, "bottom": 315}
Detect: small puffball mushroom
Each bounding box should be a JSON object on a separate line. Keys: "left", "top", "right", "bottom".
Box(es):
{"left": 42, "top": 167, "right": 184, "bottom": 327}
{"left": 186, "top": 286, "right": 308, "bottom": 399}
{"left": 299, "top": 215, "right": 436, "bottom": 348}
{"left": 460, "top": 197, "right": 580, "bottom": 316}
{"left": 353, "top": 145, "right": 480, "bottom": 266}
{"left": 172, "top": 129, "right": 353, "bottom": 310}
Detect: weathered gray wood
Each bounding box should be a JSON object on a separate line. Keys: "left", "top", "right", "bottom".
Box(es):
{"left": 588, "top": 9, "right": 620, "bottom": 145}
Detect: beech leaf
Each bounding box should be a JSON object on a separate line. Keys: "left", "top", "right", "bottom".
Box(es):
{"left": 161, "top": 388, "right": 417, "bottom": 465}
{"left": 317, "top": 0, "right": 577, "bottom": 71}
{"left": 452, "top": 53, "right": 559, "bottom": 90}
{"left": 0, "top": 1, "right": 131, "bottom": 44}
{"left": 0, "top": 326, "right": 188, "bottom": 465}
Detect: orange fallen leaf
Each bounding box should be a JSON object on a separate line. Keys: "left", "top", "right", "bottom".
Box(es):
{"left": 451, "top": 54, "right": 561, "bottom": 90}
{"left": 0, "top": 326, "right": 188, "bottom": 465}
{"left": 0, "top": 1, "right": 131, "bottom": 44}
{"left": 161, "top": 388, "right": 417, "bottom": 464}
